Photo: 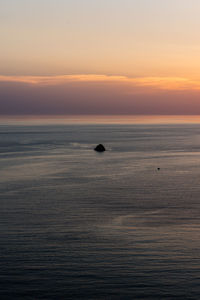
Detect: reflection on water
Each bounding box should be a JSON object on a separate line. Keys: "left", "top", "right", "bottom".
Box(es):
{"left": 1, "top": 123, "right": 200, "bottom": 299}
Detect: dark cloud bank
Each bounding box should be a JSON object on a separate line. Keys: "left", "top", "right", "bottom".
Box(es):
{"left": 0, "top": 80, "right": 200, "bottom": 115}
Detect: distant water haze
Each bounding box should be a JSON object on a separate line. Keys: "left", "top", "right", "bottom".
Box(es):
{"left": 1, "top": 115, "right": 200, "bottom": 125}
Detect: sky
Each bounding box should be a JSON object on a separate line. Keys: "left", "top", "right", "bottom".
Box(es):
{"left": 1, "top": 0, "right": 200, "bottom": 115}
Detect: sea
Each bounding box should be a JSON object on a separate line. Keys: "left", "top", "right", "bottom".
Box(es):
{"left": 1, "top": 116, "right": 200, "bottom": 299}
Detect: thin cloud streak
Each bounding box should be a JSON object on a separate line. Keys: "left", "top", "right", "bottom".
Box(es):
{"left": 1, "top": 74, "right": 200, "bottom": 91}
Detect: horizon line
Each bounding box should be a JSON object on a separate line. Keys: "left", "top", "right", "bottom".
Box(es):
{"left": 1, "top": 114, "right": 200, "bottom": 125}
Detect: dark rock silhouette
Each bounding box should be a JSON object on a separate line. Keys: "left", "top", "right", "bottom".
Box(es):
{"left": 94, "top": 144, "right": 106, "bottom": 152}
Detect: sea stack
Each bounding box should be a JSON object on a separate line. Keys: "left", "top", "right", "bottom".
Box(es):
{"left": 94, "top": 144, "right": 106, "bottom": 152}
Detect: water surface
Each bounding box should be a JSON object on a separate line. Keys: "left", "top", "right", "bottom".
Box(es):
{"left": 1, "top": 123, "right": 200, "bottom": 299}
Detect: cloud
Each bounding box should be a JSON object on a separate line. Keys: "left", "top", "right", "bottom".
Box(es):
{"left": 1, "top": 74, "right": 200, "bottom": 115}
{"left": 0, "top": 74, "right": 200, "bottom": 91}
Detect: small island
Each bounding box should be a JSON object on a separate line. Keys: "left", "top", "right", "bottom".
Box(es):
{"left": 94, "top": 144, "right": 106, "bottom": 152}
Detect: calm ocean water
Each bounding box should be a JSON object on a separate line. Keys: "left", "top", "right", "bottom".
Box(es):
{"left": 1, "top": 122, "right": 200, "bottom": 299}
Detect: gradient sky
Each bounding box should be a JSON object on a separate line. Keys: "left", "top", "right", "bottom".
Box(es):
{"left": 1, "top": 0, "right": 200, "bottom": 115}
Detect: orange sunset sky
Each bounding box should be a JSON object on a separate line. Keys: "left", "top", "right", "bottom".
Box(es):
{"left": 1, "top": 0, "right": 200, "bottom": 115}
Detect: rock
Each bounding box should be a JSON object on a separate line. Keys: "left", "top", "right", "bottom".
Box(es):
{"left": 94, "top": 144, "right": 106, "bottom": 152}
